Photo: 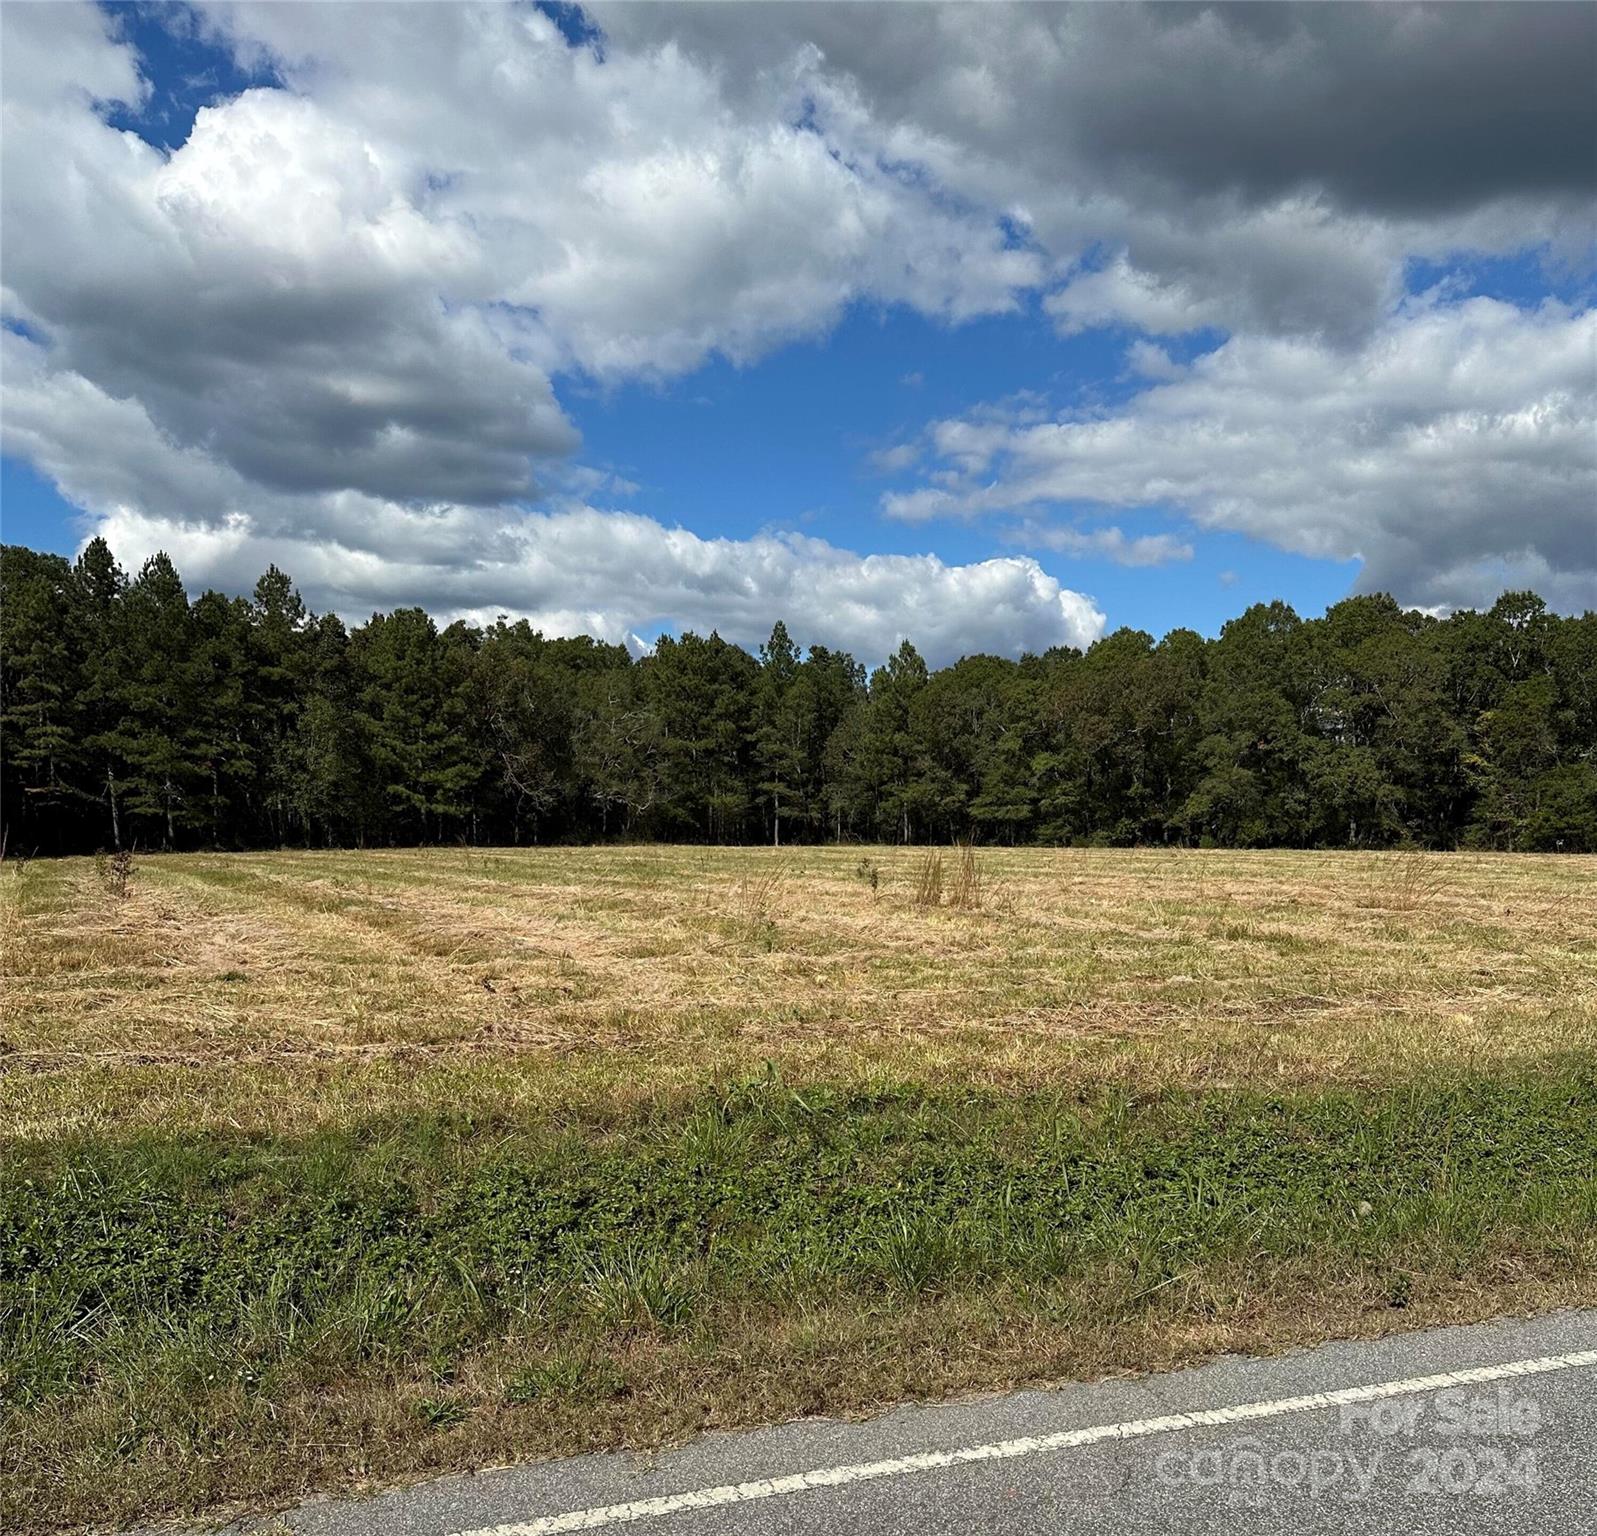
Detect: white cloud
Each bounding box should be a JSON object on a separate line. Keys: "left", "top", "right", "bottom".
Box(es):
{"left": 0, "top": 0, "right": 144, "bottom": 115}
{"left": 867, "top": 442, "right": 922, "bottom": 475}
{"left": 1008, "top": 523, "right": 1195, "bottom": 568}
{"left": 597, "top": 3, "right": 1595, "bottom": 344}
{"left": 1, "top": 1, "right": 1042, "bottom": 510}
{"left": 196, "top": 0, "right": 1042, "bottom": 377}
{"left": 1124, "top": 340, "right": 1185, "bottom": 383}
{"left": 885, "top": 298, "right": 1597, "bottom": 610}
{"left": 2, "top": 327, "right": 1101, "bottom": 664}
{"left": 1, "top": 12, "right": 576, "bottom": 507}
{"left": 93, "top": 500, "right": 1106, "bottom": 667}
{"left": 0, "top": 0, "right": 1092, "bottom": 662}
{"left": 2, "top": 0, "right": 1592, "bottom": 642}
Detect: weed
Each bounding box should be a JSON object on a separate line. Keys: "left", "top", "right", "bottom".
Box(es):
{"left": 414, "top": 1396, "right": 470, "bottom": 1429}
{"left": 506, "top": 1350, "right": 622, "bottom": 1404}
{"left": 873, "top": 1215, "right": 964, "bottom": 1296}
{"left": 854, "top": 856, "right": 881, "bottom": 892}
{"left": 731, "top": 866, "right": 784, "bottom": 947}
{"left": 911, "top": 850, "right": 944, "bottom": 907}
{"left": 948, "top": 839, "right": 983, "bottom": 910}
{"left": 672, "top": 1104, "right": 757, "bottom": 1168}
{"left": 95, "top": 846, "right": 136, "bottom": 900}
{"left": 581, "top": 1246, "right": 704, "bottom": 1331}
{"left": 1367, "top": 849, "right": 1446, "bottom": 912}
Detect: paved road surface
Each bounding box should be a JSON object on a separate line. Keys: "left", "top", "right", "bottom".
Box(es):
{"left": 226, "top": 1309, "right": 1596, "bottom": 1536}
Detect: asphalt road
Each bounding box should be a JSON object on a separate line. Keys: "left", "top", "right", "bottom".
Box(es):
{"left": 226, "top": 1309, "right": 1597, "bottom": 1536}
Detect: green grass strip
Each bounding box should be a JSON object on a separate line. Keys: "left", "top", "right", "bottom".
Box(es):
{"left": 7, "top": 1068, "right": 1597, "bottom": 1413}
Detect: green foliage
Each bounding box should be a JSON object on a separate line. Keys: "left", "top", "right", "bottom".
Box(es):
{"left": 872, "top": 1214, "right": 966, "bottom": 1296}
{"left": 2, "top": 542, "right": 1593, "bottom": 853}
{"left": 7, "top": 1069, "right": 1597, "bottom": 1416}
{"left": 505, "top": 1350, "right": 622, "bottom": 1404}
{"left": 414, "top": 1396, "right": 470, "bottom": 1429}
{"left": 581, "top": 1246, "right": 705, "bottom": 1331}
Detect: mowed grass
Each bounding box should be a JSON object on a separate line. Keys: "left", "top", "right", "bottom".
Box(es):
{"left": 3, "top": 846, "right": 1595, "bottom": 1531}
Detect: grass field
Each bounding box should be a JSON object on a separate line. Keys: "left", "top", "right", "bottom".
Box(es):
{"left": 4, "top": 845, "right": 1596, "bottom": 1531}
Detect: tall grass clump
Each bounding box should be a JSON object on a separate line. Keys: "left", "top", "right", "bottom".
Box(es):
{"left": 910, "top": 842, "right": 981, "bottom": 909}
{"left": 911, "top": 850, "right": 944, "bottom": 907}
{"left": 948, "top": 839, "right": 983, "bottom": 910}
{"left": 872, "top": 1214, "right": 966, "bottom": 1296}
{"left": 1366, "top": 849, "right": 1446, "bottom": 912}
{"left": 582, "top": 1246, "right": 705, "bottom": 1331}
{"left": 732, "top": 865, "right": 784, "bottom": 946}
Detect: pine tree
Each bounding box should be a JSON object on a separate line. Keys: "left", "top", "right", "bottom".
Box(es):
{"left": 754, "top": 622, "right": 806, "bottom": 846}
{"left": 112, "top": 554, "right": 200, "bottom": 847}
{"left": 0, "top": 547, "right": 84, "bottom": 852}
{"left": 250, "top": 565, "right": 311, "bottom": 843}
{"left": 72, "top": 537, "right": 130, "bottom": 849}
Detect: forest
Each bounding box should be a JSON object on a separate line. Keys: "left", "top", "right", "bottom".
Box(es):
{"left": 2, "top": 538, "right": 1594, "bottom": 855}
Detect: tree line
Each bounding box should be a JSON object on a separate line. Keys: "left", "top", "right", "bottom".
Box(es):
{"left": 2, "top": 539, "right": 1594, "bottom": 856}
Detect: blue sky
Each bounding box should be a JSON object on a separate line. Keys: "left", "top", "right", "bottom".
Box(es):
{"left": 2, "top": 2, "right": 1591, "bottom": 660}
{"left": 560, "top": 306, "right": 1366, "bottom": 639}
{"left": 1, "top": 296, "right": 1361, "bottom": 640}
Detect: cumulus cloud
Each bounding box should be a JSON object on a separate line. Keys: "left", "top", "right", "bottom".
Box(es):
{"left": 0, "top": 0, "right": 1099, "bottom": 659}
{"left": 598, "top": 1, "right": 1595, "bottom": 342}
{"left": 1006, "top": 523, "right": 1194, "bottom": 569}
{"left": 600, "top": 3, "right": 1596, "bottom": 214}
{"left": 2, "top": 327, "right": 1101, "bottom": 664}
{"left": 94, "top": 496, "right": 1107, "bottom": 667}
{"left": 0, "top": 1, "right": 1041, "bottom": 509}
{"left": 2, "top": 8, "right": 576, "bottom": 507}
{"left": 2, "top": 1, "right": 1592, "bottom": 643}
{"left": 196, "top": 0, "right": 1042, "bottom": 375}
{"left": 884, "top": 299, "right": 1597, "bottom": 611}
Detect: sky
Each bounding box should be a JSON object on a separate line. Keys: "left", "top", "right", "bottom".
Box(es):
{"left": 1, "top": 2, "right": 1594, "bottom": 664}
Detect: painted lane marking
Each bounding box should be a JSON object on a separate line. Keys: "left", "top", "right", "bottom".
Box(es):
{"left": 454, "top": 1348, "right": 1597, "bottom": 1535}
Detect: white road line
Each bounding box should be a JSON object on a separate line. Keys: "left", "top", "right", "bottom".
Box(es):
{"left": 453, "top": 1348, "right": 1597, "bottom": 1536}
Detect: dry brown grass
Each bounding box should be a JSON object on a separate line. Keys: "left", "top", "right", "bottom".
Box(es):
{"left": 948, "top": 838, "right": 983, "bottom": 910}
{"left": 911, "top": 848, "right": 944, "bottom": 907}
{"left": 3, "top": 845, "right": 1594, "bottom": 1139}
{"left": 1362, "top": 847, "right": 1449, "bottom": 912}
